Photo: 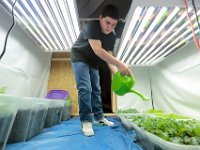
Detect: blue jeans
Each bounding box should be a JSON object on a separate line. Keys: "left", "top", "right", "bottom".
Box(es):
{"left": 72, "top": 61, "right": 103, "bottom": 122}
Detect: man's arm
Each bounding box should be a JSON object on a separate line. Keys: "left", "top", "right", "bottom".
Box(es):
{"left": 107, "top": 51, "right": 117, "bottom": 74}
{"left": 88, "top": 39, "right": 131, "bottom": 75}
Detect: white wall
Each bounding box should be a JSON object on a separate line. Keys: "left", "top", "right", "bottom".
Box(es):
{"left": 150, "top": 43, "right": 200, "bottom": 119}
{"left": 0, "top": 6, "right": 52, "bottom": 97}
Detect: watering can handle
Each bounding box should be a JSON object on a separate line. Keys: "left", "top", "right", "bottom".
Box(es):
{"left": 120, "top": 71, "right": 135, "bottom": 81}
{"left": 119, "top": 70, "right": 134, "bottom": 76}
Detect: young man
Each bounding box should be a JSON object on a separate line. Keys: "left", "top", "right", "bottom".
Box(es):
{"left": 71, "top": 5, "right": 131, "bottom": 136}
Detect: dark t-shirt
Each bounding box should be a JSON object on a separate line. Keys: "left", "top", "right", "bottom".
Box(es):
{"left": 71, "top": 20, "right": 116, "bottom": 68}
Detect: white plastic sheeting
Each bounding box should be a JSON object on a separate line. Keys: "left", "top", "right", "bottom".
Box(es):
{"left": 150, "top": 43, "right": 200, "bottom": 120}
{"left": 0, "top": 6, "right": 51, "bottom": 97}
{"left": 118, "top": 42, "right": 200, "bottom": 120}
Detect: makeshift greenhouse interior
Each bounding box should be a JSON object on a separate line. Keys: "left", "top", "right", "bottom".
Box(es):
{"left": 0, "top": 0, "right": 200, "bottom": 150}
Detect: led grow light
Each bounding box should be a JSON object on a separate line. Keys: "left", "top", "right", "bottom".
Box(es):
{"left": 1, "top": 0, "right": 199, "bottom": 58}
{"left": 57, "top": 0, "right": 76, "bottom": 42}
{"left": 48, "top": 0, "right": 72, "bottom": 47}
{"left": 0, "top": 0, "right": 80, "bottom": 52}
{"left": 117, "top": 1, "right": 200, "bottom": 66}
{"left": 148, "top": 21, "right": 200, "bottom": 65}
{"left": 67, "top": 0, "right": 80, "bottom": 39}
{"left": 125, "top": 7, "right": 168, "bottom": 64}
{"left": 23, "top": 0, "right": 57, "bottom": 50}
{"left": 117, "top": 7, "right": 143, "bottom": 60}
{"left": 130, "top": 7, "right": 180, "bottom": 65}
{"left": 1, "top": 0, "right": 48, "bottom": 51}
{"left": 30, "top": 0, "right": 63, "bottom": 50}
{"left": 12, "top": 0, "right": 54, "bottom": 50}
{"left": 144, "top": 10, "right": 200, "bottom": 65}
{"left": 150, "top": 29, "right": 199, "bottom": 65}
{"left": 136, "top": 8, "right": 193, "bottom": 65}
{"left": 121, "top": 7, "right": 155, "bottom": 63}
{"left": 39, "top": 0, "right": 68, "bottom": 50}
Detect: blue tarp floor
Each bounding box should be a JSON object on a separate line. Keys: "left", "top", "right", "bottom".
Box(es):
{"left": 5, "top": 117, "right": 144, "bottom": 150}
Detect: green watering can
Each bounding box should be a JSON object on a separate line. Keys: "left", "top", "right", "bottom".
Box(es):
{"left": 111, "top": 71, "right": 151, "bottom": 100}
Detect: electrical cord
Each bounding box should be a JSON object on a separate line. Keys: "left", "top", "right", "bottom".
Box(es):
{"left": 149, "top": 71, "right": 154, "bottom": 110}
{"left": 0, "top": 0, "right": 18, "bottom": 60}
{"left": 192, "top": 0, "right": 200, "bottom": 34}
{"left": 183, "top": 0, "right": 200, "bottom": 51}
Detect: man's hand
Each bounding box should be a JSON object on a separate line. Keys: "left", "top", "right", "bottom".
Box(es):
{"left": 117, "top": 61, "right": 131, "bottom": 76}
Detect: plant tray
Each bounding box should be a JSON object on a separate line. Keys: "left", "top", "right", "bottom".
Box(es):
{"left": 119, "top": 116, "right": 200, "bottom": 150}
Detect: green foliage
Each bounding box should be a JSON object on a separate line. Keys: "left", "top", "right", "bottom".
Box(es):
{"left": 131, "top": 115, "right": 200, "bottom": 145}
{"left": 143, "top": 109, "right": 189, "bottom": 119}
{"left": 64, "top": 96, "right": 73, "bottom": 106}
{"left": 0, "top": 86, "right": 6, "bottom": 94}
{"left": 117, "top": 108, "right": 138, "bottom": 113}
{"left": 144, "top": 109, "right": 164, "bottom": 114}
{"left": 119, "top": 109, "right": 199, "bottom": 145}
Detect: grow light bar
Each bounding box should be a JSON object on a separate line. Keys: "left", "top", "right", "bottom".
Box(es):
{"left": 13, "top": 0, "right": 54, "bottom": 50}
{"left": 30, "top": 0, "right": 63, "bottom": 50}
{"left": 149, "top": 21, "right": 200, "bottom": 65}
{"left": 130, "top": 7, "right": 180, "bottom": 65}
{"left": 23, "top": 0, "right": 57, "bottom": 50}
{"left": 129, "top": 7, "right": 168, "bottom": 64}
{"left": 117, "top": 7, "right": 142, "bottom": 59}
{"left": 0, "top": 0, "right": 80, "bottom": 52}
{"left": 136, "top": 8, "right": 193, "bottom": 65}
{"left": 150, "top": 29, "right": 199, "bottom": 65}
{"left": 1, "top": 0, "right": 48, "bottom": 51}
{"left": 117, "top": 1, "right": 200, "bottom": 66}
{"left": 143, "top": 9, "right": 200, "bottom": 65}
{"left": 39, "top": 0, "right": 68, "bottom": 50}
{"left": 121, "top": 7, "right": 155, "bottom": 63}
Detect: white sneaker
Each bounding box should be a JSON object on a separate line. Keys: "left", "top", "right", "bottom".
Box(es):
{"left": 82, "top": 122, "right": 94, "bottom": 136}
{"left": 94, "top": 118, "right": 114, "bottom": 126}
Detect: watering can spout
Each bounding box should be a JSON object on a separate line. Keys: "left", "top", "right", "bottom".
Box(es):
{"left": 129, "top": 89, "right": 151, "bottom": 100}
{"left": 111, "top": 71, "right": 151, "bottom": 101}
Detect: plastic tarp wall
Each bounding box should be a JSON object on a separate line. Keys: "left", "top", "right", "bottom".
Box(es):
{"left": 117, "top": 66, "right": 153, "bottom": 111}
{"left": 150, "top": 42, "right": 200, "bottom": 120}
{"left": 0, "top": 6, "right": 52, "bottom": 97}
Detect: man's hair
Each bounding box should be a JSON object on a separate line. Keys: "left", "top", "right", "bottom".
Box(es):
{"left": 101, "top": 4, "right": 119, "bottom": 20}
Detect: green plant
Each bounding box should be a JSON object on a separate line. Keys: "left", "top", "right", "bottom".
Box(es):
{"left": 117, "top": 108, "right": 138, "bottom": 113}
{"left": 131, "top": 115, "right": 200, "bottom": 145}
{"left": 0, "top": 87, "right": 6, "bottom": 94}
{"left": 64, "top": 96, "right": 73, "bottom": 106}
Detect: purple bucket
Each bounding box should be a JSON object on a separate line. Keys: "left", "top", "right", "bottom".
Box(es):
{"left": 46, "top": 90, "right": 69, "bottom": 100}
